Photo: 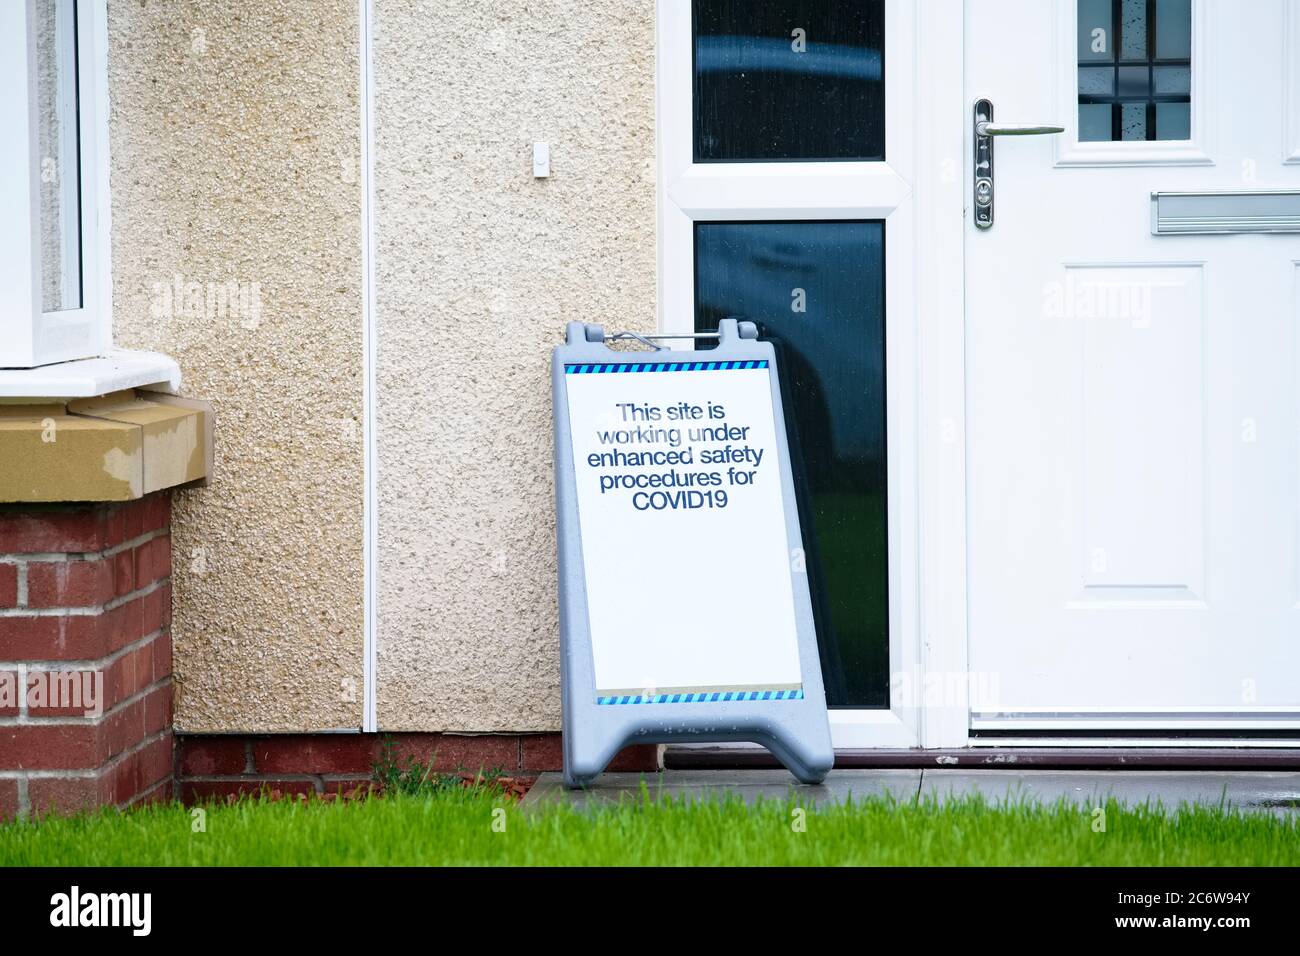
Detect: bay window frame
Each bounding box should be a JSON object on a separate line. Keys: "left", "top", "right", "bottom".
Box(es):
{"left": 1, "top": 0, "right": 112, "bottom": 369}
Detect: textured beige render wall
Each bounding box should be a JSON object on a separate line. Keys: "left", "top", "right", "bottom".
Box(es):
{"left": 108, "top": 1, "right": 365, "bottom": 730}
{"left": 373, "top": 1, "right": 657, "bottom": 729}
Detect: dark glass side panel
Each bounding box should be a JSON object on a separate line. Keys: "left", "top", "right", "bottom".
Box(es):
{"left": 694, "top": 221, "right": 888, "bottom": 708}
{"left": 693, "top": 0, "right": 885, "bottom": 162}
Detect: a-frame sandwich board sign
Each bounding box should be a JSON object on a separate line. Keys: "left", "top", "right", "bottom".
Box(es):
{"left": 552, "top": 317, "right": 834, "bottom": 788}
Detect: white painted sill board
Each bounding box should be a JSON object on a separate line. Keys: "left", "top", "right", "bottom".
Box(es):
{"left": 0, "top": 349, "right": 181, "bottom": 400}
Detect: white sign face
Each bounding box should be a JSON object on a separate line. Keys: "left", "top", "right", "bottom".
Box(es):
{"left": 563, "top": 360, "right": 803, "bottom": 703}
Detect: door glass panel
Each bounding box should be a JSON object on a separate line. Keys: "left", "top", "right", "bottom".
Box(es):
{"left": 1154, "top": 0, "right": 1192, "bottom": 58}
{"left": 1153, "top": 65, "right": 1190, "bottom": 95}
{"left": 692, "top": 0, "right": 885, "bottom": 162}
{"left": 1077, "top": 0, "right": 1113, "bottom": 61}
{"left": 1077, "top": 0, "right": 1192, "bottom": 142}
{"left": 35, "top": 0, "right": 84, "bottom": 312}
{"left": 1121, "top": 102, "right": 1147, "bottom": 140}
{"left": 1119, "top": 0, "right": 1147, "bottom": 60}
{"left": 1155, "top": 101, "right": 1190, "bottom": 139}
{"left": 1078, "top": 66, "right": 1114, "bottom": 96}
{"left": 694, "top": 221, "right": 888, "bottom": 708}
{"left": 1078, "top": 102, "right": 1113, "bottom": 141}
{"left": 1116, "top": 65, "right": 1149, "bottom": 97}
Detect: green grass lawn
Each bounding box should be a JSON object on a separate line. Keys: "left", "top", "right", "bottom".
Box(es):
{"left": 2, "top": 785, "right": 1296, "bottom": 866}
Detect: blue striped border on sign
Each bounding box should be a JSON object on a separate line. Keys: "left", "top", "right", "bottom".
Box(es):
{"left": 565, "top": 361, "right": 768, "bottom": 374}
{"left": 595, "top": 689, "right": 805, "bottom": 706}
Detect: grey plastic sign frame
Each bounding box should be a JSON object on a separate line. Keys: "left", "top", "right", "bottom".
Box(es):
{"left": 552, "top": 318, "right": 834, "bottom": 788}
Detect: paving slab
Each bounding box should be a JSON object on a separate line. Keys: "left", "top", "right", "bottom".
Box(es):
{"left": 520, "top": 769, "right": 1300, "bottom": 814}
{"left": 920, "top": 770, "right": 1300, "bottom": 812}
{"left": 520, "top": 769, "right": 921, "bottom": 811}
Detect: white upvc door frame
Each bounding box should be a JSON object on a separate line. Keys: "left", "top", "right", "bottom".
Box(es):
{"left": 1285, "top": 0, "right": 1300, "bottom": 164}
{"left": 655, "top": 0, "right": 968, "bottom": 749}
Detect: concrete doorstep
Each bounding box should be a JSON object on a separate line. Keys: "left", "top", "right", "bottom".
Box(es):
{"left": 520, "top": 769, "right": 1300, "bottom": 815}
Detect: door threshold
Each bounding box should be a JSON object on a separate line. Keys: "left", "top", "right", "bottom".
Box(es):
{"left": 664, "top": 745, "right": 1300, "bottom": 770}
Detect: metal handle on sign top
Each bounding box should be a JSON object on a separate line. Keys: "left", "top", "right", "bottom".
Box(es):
{"left": 605, "top": 331, "right": 721, "bottom": 351}
{"left": 595, "top": 317, "right": 757, "bottom": 351}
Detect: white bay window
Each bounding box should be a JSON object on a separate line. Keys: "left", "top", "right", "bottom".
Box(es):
{"left": 1, "top": 0, "right": 110, "bottom": 369}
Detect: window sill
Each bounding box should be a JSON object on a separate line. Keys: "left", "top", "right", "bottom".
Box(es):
{"left": 0, "top": 388, "right": 212, "bottom": 503}
{"left": 0, "top": 349, "right": 181, "bottom": 401}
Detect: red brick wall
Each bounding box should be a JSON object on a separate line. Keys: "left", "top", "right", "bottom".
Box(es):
{"left": 0, "top": 493, "right": 658, "bottom": 818}
{"left": 0, "top": 494, "right": 173, "bottom": 818}
{"left": 176, "top": 733, "right": 660, "bottom": 801}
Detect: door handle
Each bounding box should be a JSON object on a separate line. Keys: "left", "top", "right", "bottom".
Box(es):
{"left": 975, "top": 121, "right": 1066, "bottom": 136}
{"left": 973, "top": 98, "right": 1064, "bottom": 229}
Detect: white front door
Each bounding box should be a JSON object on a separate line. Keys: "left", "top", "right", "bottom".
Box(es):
{"left": 966, "top": 0, "right": 1300, "bottom": 733}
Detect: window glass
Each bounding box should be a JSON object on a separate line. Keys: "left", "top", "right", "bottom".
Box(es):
{"left": 36, "top": 0, "right": 84, "bottom": 312}
{"left": 1077, "top": 0, "right": 1191, "bottom": 142}
{"left": 695, "top": 221, "right": 888, "bottom": 708}
{"left": 693, "top": 0, "right": 885, "bottom": 162}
